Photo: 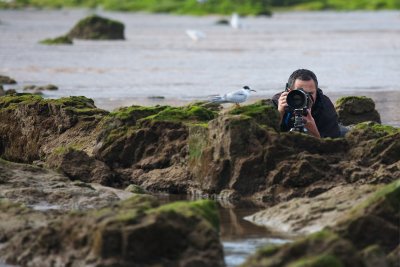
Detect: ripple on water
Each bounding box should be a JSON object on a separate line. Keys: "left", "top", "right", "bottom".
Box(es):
{"left": 223, "top": 237, "right": 289, "bottom": 267}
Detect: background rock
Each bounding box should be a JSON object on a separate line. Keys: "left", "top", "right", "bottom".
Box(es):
{"left": 68, "top": 15, "right": 125, "bottom": 40}
{"left": 335, "top": 96, "right": 381, "bottom": 125}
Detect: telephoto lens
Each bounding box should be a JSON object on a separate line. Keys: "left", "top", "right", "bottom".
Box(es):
{"left": 286, "top": 88, "right": 309, "bottom": 110}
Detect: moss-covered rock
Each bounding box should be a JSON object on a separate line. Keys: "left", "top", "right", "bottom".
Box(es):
{"left": 0, "top": 196, "right": 224, "bottom": 267}
{"left": 68, "top": 15, "right": 125, "bottom": 40}
{"left": 39, "top": 35, "right": 73, "bottom": 45}
{"left": 0, "top": 94, "right": 108, "bottom": 163}
{"left": 335, "top": 96, "right": 381, "bottom": 125}
{"left": 229, "top": 99, "right": 280, "bottom": 131}
{"left": 0, "top": 75, "right": 16, "bottom": 85}
{"left": 242, "top": 181, "right": 400, "bottom": 267}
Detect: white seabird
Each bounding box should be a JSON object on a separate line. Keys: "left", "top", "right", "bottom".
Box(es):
{"left": 210, "top": 86, "right": 256, "bottom": 107}
{"left": 230, "top": 13, "right": 241, "bottom": 29}
{"left": 186, "top": 29, "right": 206, "bottom": 41}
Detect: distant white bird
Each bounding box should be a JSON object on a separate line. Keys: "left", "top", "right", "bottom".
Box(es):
{"left": 210, "top": 86, "right": 256, "bottom": 107}
{"left": 186, "top": 29, "right": 206, "bottom": 41}
{"left": 230, "top": 13, "right": 241, "bottom": 29}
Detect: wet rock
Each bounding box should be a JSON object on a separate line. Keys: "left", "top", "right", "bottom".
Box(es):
{"left": 68, "top": 15, "right": 125, "bottom": 40}
{"left": 242, "top": 180, "right": 400, "bottom": 267}
{"left": 246, "top": 184, "right": 378, "bottom": 235}
{"left": 0, "top": 196, "right": 224, "bottom": 267}
{"left": 0, "top": 158, "right": 125, "bottom": 210}
{"left": 0, "top": 75, "right": 16, "bottom": 85}
{"left": 335, "top": 96, "right": 381, "bottom": 125}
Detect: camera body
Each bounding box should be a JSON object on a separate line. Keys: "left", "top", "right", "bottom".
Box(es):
{"left": 285, "top": 87, "right": 313, "bottom": 133}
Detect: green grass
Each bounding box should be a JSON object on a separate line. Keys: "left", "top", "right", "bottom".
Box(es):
{"left": 1, "top": 0, "right": 398, "bottom": 12}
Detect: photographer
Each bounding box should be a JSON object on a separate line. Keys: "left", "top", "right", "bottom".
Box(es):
{"left": 272, "top": 69, "right": 340, "bottom": 138}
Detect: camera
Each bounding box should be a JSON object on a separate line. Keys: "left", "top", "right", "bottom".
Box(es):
{"left": 286, "top": 88, "right": 313, "bottom": 133}
{"left": 286, "top": 88, "right": 312, "bottom": 112}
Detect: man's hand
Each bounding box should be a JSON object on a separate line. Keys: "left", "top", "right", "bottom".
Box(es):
{"left": 303, "top": 109, "right": 320, "bottom": 138}
{"left": 278, "top": 92, "right": 289, "bottom": 121}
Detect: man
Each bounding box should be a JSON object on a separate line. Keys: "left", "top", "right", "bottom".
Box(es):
{"left": 272, "top": 69, "right": 340, "bottom": 138}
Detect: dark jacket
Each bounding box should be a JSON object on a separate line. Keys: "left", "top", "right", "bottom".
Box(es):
{"left": 272, "top": 88, "right": 340, "bottom": 138}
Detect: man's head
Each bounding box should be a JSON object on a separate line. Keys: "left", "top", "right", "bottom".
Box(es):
{"left": 287, "top": 69, "right": 318, "bottom": 105}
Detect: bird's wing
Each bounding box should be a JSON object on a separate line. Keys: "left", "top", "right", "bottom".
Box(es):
{"left": 226, "top": 90, "right": 247, "bottom": 103}
{"left": 210, "top": 94, "right": 228, "bottom": 103}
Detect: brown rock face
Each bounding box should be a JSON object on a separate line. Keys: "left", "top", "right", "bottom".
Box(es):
{"left": 190, "top": 115, "right": 271, "bottom": 196}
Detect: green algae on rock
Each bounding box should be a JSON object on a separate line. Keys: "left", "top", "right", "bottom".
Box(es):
{"left": 68, "top": 15, "right": 125, "bottom": 40}
{"left": 40, "top": 35, "right": 73, "bottom": 45}
{"left": 241, "top": 180, "right": 400, "bottom": 267}
{"left": 229, "top": 99, "right": 280, "bottom": 131}
{"left": 335, "top": 96, "right": 381, "bottom": 125}
{"left": 0, "top": 195, "right": 224, "bottom": 267}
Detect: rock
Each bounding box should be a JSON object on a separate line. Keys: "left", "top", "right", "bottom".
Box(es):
{"left": 190, "top": 115, "right": 270, "bottom": 196}
{"left": 24, "top": 84, "right": 59, "bottom": 91}
{"left": 46, "top": 146, "right": 117, "bottom": 186}
{"left": 215, "top": 18, "right": 229, "bottom": 25}
{"left": 335, "top": 96, "right": 381, "bottom": 125}
{"left": 68, "top": 15, "right": 125, "bottom": 40}
{"left": 4, "top": 89, "right": 16, "bottom": 95}
{"left": 0, "top": 196, "right": 224, "bottom": 267}
{"left": 40, "top": 35, "right": 73, "bottom": 45}
{"left": 125, "top": 184, "right": 146, "bottom": 194}
{"left": 229, "top": 99, "right": 280, "bottom": 131}
{"left": 0, "top": 94, "right": 108, "bottom": 163}
{"left": 242, "top": 180, "right": 400, "bottom": 267}
{"left": 0, "top": 85, "right": 4, "bottom": 96}
{"left": 0, "top": 75, "right": 16, "bottom": 85}
{"left": 0, "top": 158, "right": 124, "bottom": 210}
{"left": 245, "top": 184, "right": 378, "bottom": 235}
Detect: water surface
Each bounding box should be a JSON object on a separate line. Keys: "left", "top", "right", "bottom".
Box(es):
{"left": 0, "top": 9, "right": 399, "bottom": 125}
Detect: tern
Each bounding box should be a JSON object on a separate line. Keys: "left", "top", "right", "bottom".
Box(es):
{"left": 186, "top": 29, "right": 206, "bottom": 41}
{"left": 210, "top": 86, "right": 256, "bottom": 107}
{"left": 230, "top": 13, "right": 241, "bottom": 29}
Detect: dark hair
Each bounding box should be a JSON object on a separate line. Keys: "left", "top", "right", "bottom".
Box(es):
{"left": 287, "top": 69, "right": 318, "bottom": 89}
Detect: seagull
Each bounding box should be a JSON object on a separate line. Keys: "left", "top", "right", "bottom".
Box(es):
{"left": 230, "top": 13, "right": 241, "bottom": 29}
{"left": 210, "top": 86, "right": 256, "bottom": 107}
{"left": 186, "top": 29, "right": 206, "bottom": 41}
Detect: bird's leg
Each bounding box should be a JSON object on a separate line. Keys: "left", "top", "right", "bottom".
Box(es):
{"left": 235, "top": 103, "right": 241, "bottom": 108}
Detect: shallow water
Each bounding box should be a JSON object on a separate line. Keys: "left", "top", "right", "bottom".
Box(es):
{"left": 0, "top": 9, "right": 400, "bottom": 125}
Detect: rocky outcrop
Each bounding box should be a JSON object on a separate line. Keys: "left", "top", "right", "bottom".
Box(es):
{"left": 335, "top": 96, "right": 381, "bottom": 125}
{"left": 0, "top": 75, "right": 16, "bottom": 85}
{"left": 0, "top": 188, "right": 224, "bottom": 267}
{"left": 241, "top": 180, "right": 400, "bottom": 267}
{"left": 0, "top": 158, "right": 224, "bottom": 266}
{"left": 0, "top": 94, "right": 107, "bottom": 162}
{"left": 0, "top": 94, "right": 398, "bottom": 200}
{"left": 68, "top": 15, "right": 125, "bottom": 40}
